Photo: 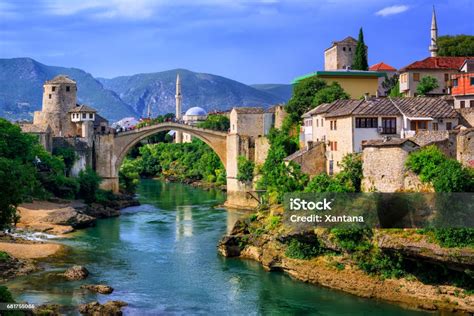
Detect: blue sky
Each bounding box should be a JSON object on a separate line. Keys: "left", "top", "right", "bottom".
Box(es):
{"left": 0, "top": 0, "right": 472, "bottom": 84}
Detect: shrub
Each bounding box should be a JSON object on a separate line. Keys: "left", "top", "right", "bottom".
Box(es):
{"left": 356, "top": 251, "right": 405, "bottom": 279}
{"left": 285, "top": 238, "right": 322, "bottom": 260}
{"left": 78, "top": 168, "right": 102, "bottom": 203}
{"left": 119, "top": 158, "right": 140, "bottom": 194}
{"left": 0, "top": 251, "right": 9, "bottom": 261}
{"left": 52, "top": 146, "right": 77, "bottom": 176}
{"left": 331, "top": 228, "right": 372, "bottom": 252}
{"left": 237, "top": 156, "right": 255, "bottom": 183}
{"left": 0, "top": 285, "right": 15, "bottom": 303}
{"left": 265, "top": 215, "right": 281, "bottom": 231}
{"left": 431, "top": 228, "right": 474, "bottom": 248}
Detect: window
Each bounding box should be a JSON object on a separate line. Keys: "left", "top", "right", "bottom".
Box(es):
{"left": 444, "top": 73, "right": 449, "bottom": 82}
{"left": 89, "top": 113, "right": 93, "bottom": 119}
{"left": 355, "top": 117, "right": 378, "bottom": 128}
{"left": 382, "top": 118, "right": 397, "bottom": 134}
{"left": 452, "top": 79, "right": 458, "bottom": 87}
{"left": 48, "top": 94, "right": 52, "bottom": 99}
{"left": 330, "top": 121, "right": 333, "bottom": 130}
{"left": 321, "top": 119, "right": 324, "bottom": 127}
{"left": 329, "top": 141, "right": 337, "bottom": 151}
{"left": 66, "top": 86, "right": 70, "bottom": 92}
{"left": 446, "top": 122, "right": 452, "bottom": 130}
{"left": 410, "top": 120, "right": 427, "bottom": 131}
{"left": 470, "top": 100, "right": 474, "bottom": 108}
{"left": 413, "top": 73, "right": 420, "bottom": 82}
{"left": 343, "top": 47, "right": 346, "bottom": 51}
{"left": 471, "top": 77, "right": 474, "bottom": 86}
{"left": 82, "top": 113, "right": 86, "bottom": 119}
{"left": 316, "top": 119, "right": 319, "bottom": 127}
{"left": 334, "top": 141, "right": 337, "bottom": 151}
{"left": 349, "top": 47, "right": 352, "bottom": 52}
{"left": 52, "top": 86, "right": 56, "bottom": 92}
{"left": 432, "top": 122, "right": 438, "bottom": 131}
{"left": 333, "top": 120, "right": 337, "bottom": 130}
{"left": 460, "top": 101, "right": 465, "bottom": 108}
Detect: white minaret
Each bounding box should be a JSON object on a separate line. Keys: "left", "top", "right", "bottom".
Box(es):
{"left": 429, "top": 6, "right": 439, "bottom": 57}
{"left": 175, "top": 73, "right": 183, "bottom": 143}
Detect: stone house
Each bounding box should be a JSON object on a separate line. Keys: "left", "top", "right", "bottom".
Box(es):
{"left": 301, "top": 97, "right": 458, "bottom": 174}
{"left": 399, "top": 57, "right": 472, "bottom": 97}
{"left": 451, "top": 59, "right": 474, "bottom": 109}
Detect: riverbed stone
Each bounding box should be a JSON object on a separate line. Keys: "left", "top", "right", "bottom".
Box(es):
{"left": 81, "top": 284, "right": 114, "bottom": 294}
{"left": 43, "top": 207, "right": 95, "bottom": 228}
{"left": 78, "top": 300, "right": 127, "bottom": 316}
{"left": 64, "top": 265, "right": 89, "bottom": 280}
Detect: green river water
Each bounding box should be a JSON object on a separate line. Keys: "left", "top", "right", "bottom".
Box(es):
{"left": 7, "top": 179, "right": 433, "bottom": 315}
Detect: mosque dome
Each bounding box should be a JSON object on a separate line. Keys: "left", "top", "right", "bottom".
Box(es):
{"left": 185, "top": 107, "right": 207, "bottom": 116}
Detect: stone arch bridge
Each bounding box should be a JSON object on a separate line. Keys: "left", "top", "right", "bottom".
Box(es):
{"left": 94, "top": 122, "right": 255, "bottom": 209}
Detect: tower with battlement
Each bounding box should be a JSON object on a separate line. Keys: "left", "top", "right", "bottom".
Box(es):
{"left": 33, "top": 75, "right": 77, "bottom": 137}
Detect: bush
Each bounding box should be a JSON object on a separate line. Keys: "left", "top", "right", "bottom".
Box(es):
{"left": 331, "top": 228, "right": 372, "bottom": 252}
{"left": 431, "top": 228, "right": 474, "bottom": 248}
{"left": 52, "top": 146, "right": 77, "bottom": 176}
{"left": 356, "top": 251, "right": 405, "bottom": 279}
{"left": 406, "top": 145, "right": 473, "bottom": 192}
{"left": 78, "top": 168, "right": 102, "bottom": 203}
{"left": 237, "top": 156, "right": 255, "bottom": 183}
{"left": 0, "top": 251, "right": 9, "bottom": 261}
{"left": 197, "top": 115, "right": 230, "bottom": 132}
{"left": 285, "top": 238, "right": 321, "bottom": 260}
{"left": 265, "top": 215, "right": 281, "bottom": 231}
{"left": 0, "top": 285, "right": 15, "bottom": 303}
{"left": 119, "top": 158, "right": 140, "bottom": 194}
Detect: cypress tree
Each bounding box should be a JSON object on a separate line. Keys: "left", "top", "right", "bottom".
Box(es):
{"left": 352, "top": 28, "right": 368, "bottom": 70}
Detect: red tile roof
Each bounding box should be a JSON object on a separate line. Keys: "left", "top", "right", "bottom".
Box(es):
{"left": 369, "top": 62, "right": 397, "bottom": 71}
{"left": 400, "top": 57, "right": 472, "bottom": 72}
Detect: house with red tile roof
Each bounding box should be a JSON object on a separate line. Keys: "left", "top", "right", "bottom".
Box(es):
{"left": 370, "top": 62, "right": 397, "bottom": 96}
{"left": 399, "top": 56, "right": 473, "bottom": 97}
{"left": 451, "top": 59, "right": 474, "bottom": 109}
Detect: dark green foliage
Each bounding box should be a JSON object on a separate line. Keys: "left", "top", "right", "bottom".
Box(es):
{"left": 0, "top": 285, "right": 15, "bottom": 303}
{"left": 382, "top": 75, "right": 399, "bottom": 96}
{"left": 237, "top": 156, "right": 255, "bottom": 183}
{"left": 52, "top": 146, "right": 77, "bottom": 176}
{"left": 305, "top": 153, "right": 362, "bottom": 193}
{"left": 388, "top": 81, "right": 403, "bottom": 97}
{"left": 352, "top": 28, "right": 368, "bottom": 71}
{"left": 127, "top": 139, "right": 226, "bottom": 185}
{"left": 429, "top": 228, "right": 474, "bottom": 248}
{"left": 286, "top": 77, "right": 348, "bottom": 125}
{"left": 406, "top": 145, "right": 473, "bottom": 192}
{"left": 285, "top": 238, "right": 322, "bottom": 260}
{"left": 312, "top": 82, "right": 349, "bottom": 106}
{"left": 331, "top": 228, "right": 372, "bottom": 251}
{"left": 119, "top": 159, "right": 140, "bottom": 194}
{"left": 356, "top": 251, "right": 405, "bottom": 279}
{"left": 257, "top": 128, "right": 308, "bottom": 202}
{"left": 416, "top": 76, "right": 439, "bottom": 96}
{"left": 0, "top": 251, "right": 9, "bottom": 261}
{"left": 197, "top": 114, "right": 230, "bottom": 132}
{"left": 78, "top": 168, "right": 102, "bottom": 203}
{"left": 95, "top": 189, "right": 117, "bottom": 205}
{"left": 438, "top": 35, "right": 474, "bottom": 57}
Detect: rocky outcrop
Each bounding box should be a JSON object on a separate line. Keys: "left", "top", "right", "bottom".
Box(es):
{"left": 81, "top": 284, "right": 114, "bottom": 294}
{"left": 219, "top": 218, "right": 474, "bottom": 314}
{"left": 43, "top": 207, "right": 95, "bottom": 228}
{"left": 33, "top": 304, "right": 62, "bottom": 316}
{"left": 64, "top": 265, "right": 89, "bottom": 280}
{"left": 78, "top": 300, "right": 127, "bottom": 316}
{"left": 0, "top": 252, "right": 37, "bottom": 281}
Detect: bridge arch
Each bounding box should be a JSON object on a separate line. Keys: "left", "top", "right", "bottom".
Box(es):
{"left": 112, "top": 122, "right": 228, "bottom": 181}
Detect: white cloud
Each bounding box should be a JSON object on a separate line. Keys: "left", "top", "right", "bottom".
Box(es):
{"left": 375, "top": 4, "right": 409, "bottom": 17}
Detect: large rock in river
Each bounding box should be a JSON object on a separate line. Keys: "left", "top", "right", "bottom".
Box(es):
{"left": 78, "top": 300, "right": 127, "bottom": 316}
{"left": 64, "top": 265, "right": 89, "bottom": 280}
{"left": 81, "top": 284, "right": 114, "bottom": 294}
{"left": 43, "top": 207, "right": 95, "bottom": 228}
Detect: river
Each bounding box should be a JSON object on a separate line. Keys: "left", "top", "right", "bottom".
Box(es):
{"left": 7, "top": 179, "right": 431, "bottom": 315}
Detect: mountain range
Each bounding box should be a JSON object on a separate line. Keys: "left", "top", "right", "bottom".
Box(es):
{"left": 0, "top": 58, "right": 292, "bottom": 121}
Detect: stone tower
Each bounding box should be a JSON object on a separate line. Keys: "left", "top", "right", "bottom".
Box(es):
{"left": 324, "top": 36, "right": 362, "bottom": 70}
{"left": 175, "top": 73, "right": 183, "bottom": 143}
{"left": 429, "top": 6, "right": 439, "bottom": 57}
{"left": 33, "top": 75, "right": 77, "bottom": 137}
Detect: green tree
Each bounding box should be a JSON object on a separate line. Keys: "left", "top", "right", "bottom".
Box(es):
{"left": 53, "top": 146, "right": 77, "bottom": 176}
{"left": 286, "top": 77, "right": 327, "bottom": 124}
{"left": 416, "top": 76, "right": 439, "bottom": 96}
{"left": 382, "top": 75, "right": 399, "bottom": 96}
{"left": 312, "top": 82, "right": 349, "bottom": 106}
{"left": 237, "top": 156, "right": 255, "bottom": 183}
{"left": 389, "top": 81, "right": 403, "bottom": 97}
{"left": 197, "top": 114, "right": 230, "bottom": 132}
{"left": 119, "top": 158, "right": 141, "bottom": 194}
{"left": 438, "top": 35, "right": 474, "bottom": 57}
{"left": 78, "top": 168, "right": 102, "bottom": 203}
{"left": 352, "top": 28, "right": 368, "bottom": 71}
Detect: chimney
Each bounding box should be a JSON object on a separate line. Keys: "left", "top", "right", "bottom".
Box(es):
{"left": 364, "top": 93, "right": 370, "bottom": 101}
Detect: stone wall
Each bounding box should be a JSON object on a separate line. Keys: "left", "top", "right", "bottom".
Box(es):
{"left": 274, "top": 105, "right": 287, "bottom": 130}
{"left": 52, "top": 137, "right": 92, "bottom": 177}
{"left": 254, "top": 136, "right": 270, "bottom": 165}
{"left": 411, "top": 130, "right": 457, "bottom": 158}
{"left": 457, "top": 129, "right": 474, "bottom": 168}
{"left": 286, "top": 142, "right": 326, "bottom": 177}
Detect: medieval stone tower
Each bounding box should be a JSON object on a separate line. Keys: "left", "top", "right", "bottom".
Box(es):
{"left": 175, "top": 73, "right": 183, "bottom": 143}
{"left": 429, "top": 6, "right": 439, "bottom": 57}
{"left": 33, "top": 75, "right": 77, "bottom": 137}
{"left": 324, "top": 36, "right": 361, "bottom": 70}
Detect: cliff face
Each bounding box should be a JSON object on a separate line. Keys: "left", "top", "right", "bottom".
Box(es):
{"left": 219, "top": 210, "right": 474, "bottom": 314}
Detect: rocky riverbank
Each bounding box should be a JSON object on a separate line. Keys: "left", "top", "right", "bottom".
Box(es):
{"left": 0, "top": 194, "right": 139, "bottom": 282}
{"left": 219, "top": 207, "right": 474, "bottom": 314}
